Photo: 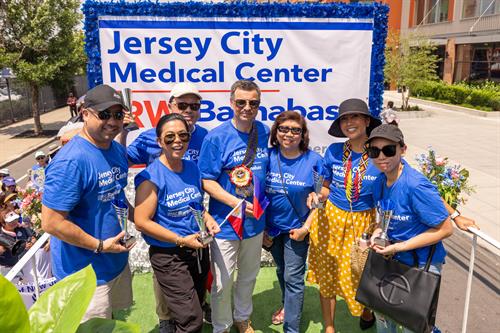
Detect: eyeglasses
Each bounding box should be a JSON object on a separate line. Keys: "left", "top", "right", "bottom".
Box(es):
{"left": 277, "top": 126, "right": 303, "bottom": 135}
{"left": 36, "top": 156, "right": 45, "bottom": 161}
{"left": 163, "top": 132, "right": 191, "bottom": 145}
{"left": 172, "top": 102, "right": 201, "bottom": 112}
{"left": 90, "top": 109, "right": 125, "bottom": 120}
{"left": 367, "top": 145, "right": 397, "bottom": 158}
{"left": 234, "top": 99, "right": 260, "bottom": 109}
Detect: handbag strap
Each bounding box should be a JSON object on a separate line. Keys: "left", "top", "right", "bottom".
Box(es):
{"left": 423, "top": 244, "right": 437, "bottom": 272}
{"left": 275, "top": 151, "right": 306, "bottom": 223}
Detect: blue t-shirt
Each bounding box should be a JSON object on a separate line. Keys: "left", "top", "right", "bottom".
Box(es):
{"left": 134, "top": 159, "right": 204, "bottom": 248}
{"left": 198, "top": 121, "right": 269, "bottom": 240}
{"left": 372, "top": 160, "right": 449, "bottom": 266}
{"left": 127, "top": 124, "right": 208, "bottom": 165}
{"left": 42, "top": 135, "right": 129, "bottom": 285}
{"left": 265, "top": 148, "right": 324, "bottom": 235}
{"left": 323, "top": 143, "right": 381, "bottom": 212}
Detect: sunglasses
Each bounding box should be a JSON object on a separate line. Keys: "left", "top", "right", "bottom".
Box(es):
{"left": 277, "top": 126, "right": 303, "bottom": 135}
{"left": 163, "top": 132, "right": 191, "bottom": 145}
{"left": 173, "top": 102, "right": 201, "bottom": 112}
{"left": 367, "top": 145, "right": 397, "bottom": 158}
{"left": 234, "top": 99, "right": 260, "bottom": 109}
{"left": 36, "top": 156, "right": 46, "bottom": 161}
{"left": 90, "top": 109, "right": 125, "bottom": 120}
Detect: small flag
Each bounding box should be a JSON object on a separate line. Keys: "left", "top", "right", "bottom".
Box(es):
{"left": 227, "top": 200, "right": 246, "bottom": 240}
{"left": 253, "top": 179, "right": 269, "bottom": 220}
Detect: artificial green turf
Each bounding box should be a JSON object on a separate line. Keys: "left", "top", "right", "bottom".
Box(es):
{"left": 114, "top": 268, "right": 375, "bottom": 333}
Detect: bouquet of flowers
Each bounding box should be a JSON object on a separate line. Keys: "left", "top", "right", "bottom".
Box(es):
{"left": 416, "top": 148, "right": 475, "bottom": 209}
{"left": 18, "top": 187, "right": 43, "bottom": 233}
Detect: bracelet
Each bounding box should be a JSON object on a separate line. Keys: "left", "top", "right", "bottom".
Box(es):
{"left": 450, "top": 210, "right": 461, "bottom": 220}
{"left": 94, "top": 239, "right": 103, "bottom": 254}
{"left": 175, "top": 236, "right": 184, "bottom": 248}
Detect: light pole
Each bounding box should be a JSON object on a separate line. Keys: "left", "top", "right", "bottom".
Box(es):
{"left": 1, "top": 68, "right": 16, "bottom": 123}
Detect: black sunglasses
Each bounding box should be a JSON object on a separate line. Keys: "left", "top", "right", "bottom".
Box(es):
{"left": 277, "top": 126, "right": 302, "bottom": 135}
{"left": 367, "top": 145, "right": 397, "bottom": 158}
{"left": 36, "top": 156, "right": 46, "bottom": 161}
{"left": 163, "top": 132, "right": 191, "bottom": 145}
{"left": 92, "top": 109, "right": 125, "bottom": 120}
{"left": 173, "top": 102, "right": 201, "bottom": 112}
{"left": 234, "top": 99, "right": 260, "bottom": 109}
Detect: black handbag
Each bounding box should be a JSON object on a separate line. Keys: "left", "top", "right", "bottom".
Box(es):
{"left": 355, "top": 245, "right": 441, "bottom": 333}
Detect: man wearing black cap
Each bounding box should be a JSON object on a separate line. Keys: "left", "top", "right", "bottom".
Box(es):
{"left": 42, "top": 84, "right": 134, "bottom": 321}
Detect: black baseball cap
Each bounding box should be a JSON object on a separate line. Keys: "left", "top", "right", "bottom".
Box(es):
{"left": 83, "top": 84, "right": 127, "bottom": 112}
{"left": 367, "top": 124, "right": 405, "bottom": 145}
{"left": 328, "top": 98, "right": 382, "bottom": 137}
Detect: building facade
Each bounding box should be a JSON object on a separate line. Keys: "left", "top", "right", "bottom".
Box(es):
{"left": 399, "top": 0, "right": 500, "bottom": 83}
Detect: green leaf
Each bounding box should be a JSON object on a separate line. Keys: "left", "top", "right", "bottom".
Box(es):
{"left": 29, "top": 265, "right": 97, "bottom": 333}
{"left": 76, "top": 318, "right": 141, "bottom": 333}
{"left": 0, "top": 275, "right": 30, "bottom": 333}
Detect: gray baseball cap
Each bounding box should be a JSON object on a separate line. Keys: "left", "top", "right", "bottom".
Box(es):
{"left": 83, "top": 84, "right": 127, "bottom": 112}
{"left": 328, "top": 98, "right": 382, "bottom": 137}
{"left": 367, "top": 124, "right": 405, "bottom": 145}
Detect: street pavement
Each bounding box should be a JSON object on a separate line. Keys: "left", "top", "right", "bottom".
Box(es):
{"left": 1, "top": 97, "right": 499, "bottom": 332}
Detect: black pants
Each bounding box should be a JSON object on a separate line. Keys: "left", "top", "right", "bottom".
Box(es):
{"left": 150, "top": 246, "right": 209, "bottom": 333}
{"left": 69, "top": 105, "right": 77, "bottom": 117}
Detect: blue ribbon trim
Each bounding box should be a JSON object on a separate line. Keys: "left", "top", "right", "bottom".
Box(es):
{"left": 83, "top": 0, "right": 388, "bottom": 117}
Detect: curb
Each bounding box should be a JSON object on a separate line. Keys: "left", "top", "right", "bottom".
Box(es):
{"left": 0, "top": 136, "right": 57, "bottom": 169}
{"left": 383, "top": 93, "right": 499, "bottom": 118}
{"left": 410, "top": 97, "right": 500, "bottom": 118}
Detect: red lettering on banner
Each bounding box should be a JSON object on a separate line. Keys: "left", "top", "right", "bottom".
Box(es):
{"left": 131, "top": 101, "right": 145, "bottom": 128}
{"left": 131, "top": 100, "right": 171, "bottom": 128}
{"left": 145, "top": 100, "right": 170, "bottom": 127}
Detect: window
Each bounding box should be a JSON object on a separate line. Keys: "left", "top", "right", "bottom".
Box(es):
{"left": 415, "top": 0, "right": 450, "bottom": 25}
{"left": 426, "top": 0, "right": 450, "bottom": 24}
{"left": 462, "top": 0, "right": 499, "bottom": 18}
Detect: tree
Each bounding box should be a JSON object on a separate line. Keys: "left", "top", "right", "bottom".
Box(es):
{"left": 384, "top": 31, "right": 439, "bottom": 110}
{"left": 0, "top": 0, "right": 85, "bottom": 135}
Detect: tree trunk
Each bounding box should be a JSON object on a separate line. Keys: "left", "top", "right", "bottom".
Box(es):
{"left": 31, "top": 83, "right": 43, "bottom": 135}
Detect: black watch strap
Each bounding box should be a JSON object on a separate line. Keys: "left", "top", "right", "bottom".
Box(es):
{"left": 94, "top": 239, "right": 103, "bottom": 254}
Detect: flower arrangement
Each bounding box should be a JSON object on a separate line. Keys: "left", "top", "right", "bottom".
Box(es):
{"left": 416, "top": 148, "right": 475, "bottom": 209}
{"left": 18, "top": 188, "right": 43, "bottom": 233}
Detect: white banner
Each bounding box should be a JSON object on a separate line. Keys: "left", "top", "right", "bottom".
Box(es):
{"left": 98, "top": 17, "right": 374, "bottom": 153}
{"left": 17, "top": 277, "right": 57, "bottom": 309}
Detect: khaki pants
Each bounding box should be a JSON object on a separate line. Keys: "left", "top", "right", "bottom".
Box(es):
{"left": 81, "top": 264, "right": 133, "bottom": 322}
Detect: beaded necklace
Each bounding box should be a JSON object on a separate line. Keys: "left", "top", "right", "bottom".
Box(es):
{"left": 342, "top": 141, "right": 369, "bottom": 203}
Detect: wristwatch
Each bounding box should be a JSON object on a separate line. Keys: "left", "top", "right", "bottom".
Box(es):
{"left": 450, "top": 210, "right": 461, "bottom": 220}
{"left": 94, "top": 239, "right": 103, "bottom": 254}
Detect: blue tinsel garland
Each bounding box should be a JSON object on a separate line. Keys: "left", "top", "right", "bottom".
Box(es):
{"left": 82, "top": 0, "right": 388, "bottom": 117}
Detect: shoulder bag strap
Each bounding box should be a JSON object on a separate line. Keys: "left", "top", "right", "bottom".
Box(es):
{"left": 423, "top": 244, "right": 437, "bottom": 272}
{"left": 276, "top": 151, "right": 306, "bottom": 223}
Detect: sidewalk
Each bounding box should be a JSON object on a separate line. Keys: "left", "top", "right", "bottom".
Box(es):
{"left": 0, "top": 107, "right": 71, "bottom": 167}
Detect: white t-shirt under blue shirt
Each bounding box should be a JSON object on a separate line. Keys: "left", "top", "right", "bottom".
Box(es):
{"left": 42, "top": 135, "right": 129, "bottom": 285}
{"left": 134, "top": 159, "right": 204, "bottom": 248}
{"left": 371, "top": 160, "right": 449, "bottom": 266}
{"left": 127, "top": 124, "right": 208, "bottom": 165}
{"left": 198, "top": 120, "right": 270, "bottom": 240}
{"left": 265, "top": 148, "right": 324, "bottom": 235}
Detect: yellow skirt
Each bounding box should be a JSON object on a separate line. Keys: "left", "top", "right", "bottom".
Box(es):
{"left": 307, "top": 200, "right": 375, "bottom": 316}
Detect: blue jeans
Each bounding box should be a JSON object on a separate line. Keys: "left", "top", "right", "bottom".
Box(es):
{"left": 269, "top": 233, "right": 309, "bottom": 333}
{"left": 375, "top": 264, "right": 442, "bottom": 333}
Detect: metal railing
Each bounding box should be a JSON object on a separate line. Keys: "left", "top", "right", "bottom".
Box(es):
{"left": 461, "top": 226, "right": 500, "bottom": 333}
{"left": 5, "top": 232, "right": 50, "bottom": 300}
